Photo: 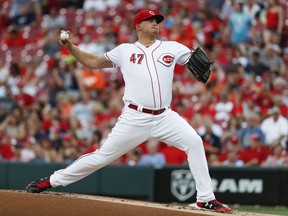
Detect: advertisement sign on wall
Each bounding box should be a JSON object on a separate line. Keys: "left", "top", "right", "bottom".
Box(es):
{"left": 154, "top": 167, "right": 281, "bottom": 205}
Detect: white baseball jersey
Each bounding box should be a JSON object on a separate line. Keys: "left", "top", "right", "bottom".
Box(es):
{"left": 104, "top": 40, "right": 191, "bottom": 109}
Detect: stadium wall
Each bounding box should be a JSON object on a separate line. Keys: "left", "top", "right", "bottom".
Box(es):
{"left": 0, "top": 162, "right": 287, "bottom": 206}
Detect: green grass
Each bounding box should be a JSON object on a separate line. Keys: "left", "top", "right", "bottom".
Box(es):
{"left": 177, "top": 203, "right": 288, "bottom": 216}
{"left": 232, "top": 205, "right": 288, "bottom": 216}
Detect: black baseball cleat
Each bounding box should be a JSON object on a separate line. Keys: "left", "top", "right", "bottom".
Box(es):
{"left": 196, "top": 199, "right": 232, "bottom": 213}
{"left": 26, "top": 177, "right": 52, "bottom": 193}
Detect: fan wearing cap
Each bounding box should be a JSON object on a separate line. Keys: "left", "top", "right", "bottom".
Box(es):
{"left": 238, "top": 133, "right": 270, "bottom": 167}
{"left": 26, "top": 9, "right": 231, "bottom": 214}
{"left": 260, "top": 106, "right": 288, "bottom": 149}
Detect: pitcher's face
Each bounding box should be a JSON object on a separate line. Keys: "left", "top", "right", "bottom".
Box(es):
{"left": 137, "top": 18, "right": 159, "bottom": 37}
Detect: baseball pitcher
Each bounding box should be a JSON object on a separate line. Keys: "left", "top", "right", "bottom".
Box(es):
{"left": 26, "top": 10, "right": 231, "bottom": 214}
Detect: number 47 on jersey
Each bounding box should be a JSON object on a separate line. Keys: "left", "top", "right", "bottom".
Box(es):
{"left": 130, "top": 53, "right": 144, "bottom": 64}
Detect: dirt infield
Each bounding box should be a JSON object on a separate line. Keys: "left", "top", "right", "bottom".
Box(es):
{"left": 0, "top": 190, "right": 279, "bottom": 216}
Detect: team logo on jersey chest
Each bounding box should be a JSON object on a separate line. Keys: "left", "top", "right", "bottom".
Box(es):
{"left": 157, "top": 53, "right": 174, "bottom": 67}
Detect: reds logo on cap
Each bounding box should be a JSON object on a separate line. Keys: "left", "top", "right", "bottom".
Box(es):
{"left": 157, "top": 53, "right": 174, "bottom": 67}
{"left": 134, "top": 10, "right": 164, "bottom": 29}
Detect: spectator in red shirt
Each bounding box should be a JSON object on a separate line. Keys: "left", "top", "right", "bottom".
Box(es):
{"left": 14, "top": 85, "right": 35, "bottom": 108}
{"left": 0, "top": 135, "right": 14, "bottom": 160}
{"left": 272, "top": 77, "right": 287, "bottom": 95}
{"left": 239, "top": 133, "right": 270, "bottom": 166}
{"left": 4, "top": 26, "right": 29, "bottom": 48}
{"left": 160, "top": 145, "right": 187, "bottom": 165}
{"left": 262, "top": 0, "right": 284, "bottom": 44}
{"left": 252, "top": 81, "right": 274, "bottom": 116}
{"left": 219, "top": 134, "right": 243, "bottom": 162}
{"left": 194, "top": 93, "right": 216, "bottom": 119}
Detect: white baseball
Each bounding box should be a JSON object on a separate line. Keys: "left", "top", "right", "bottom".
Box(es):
{"left": 60, "top": 31, "right": 69, "bottom": 40}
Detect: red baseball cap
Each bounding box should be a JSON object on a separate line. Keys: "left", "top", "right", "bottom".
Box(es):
{"left": 134, "top": 10, "right": 164, "bottom": 29}
{"left": 251, "top": 133, "right": 260, "bottom": 141}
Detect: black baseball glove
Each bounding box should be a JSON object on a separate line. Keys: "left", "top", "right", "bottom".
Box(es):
{"left": 187, "top": 46, "right": 214, "bottom": 83}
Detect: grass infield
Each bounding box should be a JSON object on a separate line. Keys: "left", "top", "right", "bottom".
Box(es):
{"left": 230, "top": 205, "right": 288, "bottom": 216}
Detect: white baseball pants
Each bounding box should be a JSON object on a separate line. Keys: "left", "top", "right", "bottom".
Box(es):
{"left": 50, "top": 105, "right": 215, "bottom": 202}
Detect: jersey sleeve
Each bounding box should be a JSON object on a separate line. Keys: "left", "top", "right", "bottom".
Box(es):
{"left": 174, "top": 42, "right": 191, "bottom": 65}
{"left": 104, "top": 45, "right": 123, "bottom": 68}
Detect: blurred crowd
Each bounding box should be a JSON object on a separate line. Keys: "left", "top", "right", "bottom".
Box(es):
{"left": 0, "top": 0, "right": 288, "bottom": 168}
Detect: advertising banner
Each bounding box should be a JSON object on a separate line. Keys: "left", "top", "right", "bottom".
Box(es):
{"left": 154, "top": 166, "right": 281, "bottom": 205}
{"left": 279, "top": 168, "right": 288, "bottom": 205}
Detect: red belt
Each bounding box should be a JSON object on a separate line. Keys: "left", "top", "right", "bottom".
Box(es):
{"left": 128, "top": 104, "right": 166, "bottom": 115}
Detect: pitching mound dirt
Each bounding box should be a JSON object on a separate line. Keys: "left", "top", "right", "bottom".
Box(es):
{"left": 0, "top": 190, "right": 279, "bottom": 216}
